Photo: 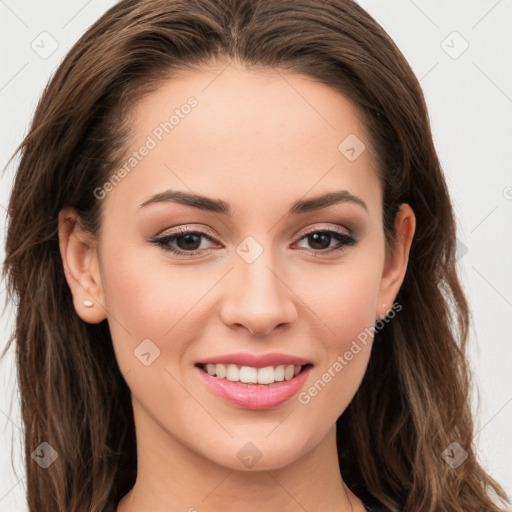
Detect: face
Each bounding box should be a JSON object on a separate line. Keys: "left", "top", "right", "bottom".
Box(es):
{"left": 60, "top": 63, "right": 414, "bottom": 473}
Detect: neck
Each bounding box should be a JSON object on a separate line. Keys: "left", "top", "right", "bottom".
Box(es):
{"left": 117, "top": 398, "right": 364, "bottom": 512}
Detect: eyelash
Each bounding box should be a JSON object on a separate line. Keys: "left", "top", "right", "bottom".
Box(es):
{"left": 150, "top": 226, "right": 357, "bottom": 258}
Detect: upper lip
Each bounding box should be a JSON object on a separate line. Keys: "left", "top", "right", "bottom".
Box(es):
{"left": 196, "top": 352, "right": 312, "bottom": 368}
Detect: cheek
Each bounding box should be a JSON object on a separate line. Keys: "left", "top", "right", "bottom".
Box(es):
{"left": 332, "top": 267, "right": 381, "bottom": 342}
{"left": 297, "top": 258, "right": 382, "bottom": 350}
{"left": 291, "top": 260, "right": 382, "bottom": 420}
{"left": 97, "top": 240, "right": 177, "bottom": 372}
{"left": 99, "top": 246, "right": 204, "bottom": 418}
{"left": 99, "top": 239, "right": 223, "bottom": 384}
{"left": 100, "top": 241, "right": 206, "bottom": 336}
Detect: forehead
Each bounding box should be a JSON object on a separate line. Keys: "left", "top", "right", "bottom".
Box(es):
{"left": 103, "top": 64, "right": 382, "bottom": 219}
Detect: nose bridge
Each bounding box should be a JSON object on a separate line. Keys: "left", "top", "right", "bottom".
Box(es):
{"left": 220, "top": 234, "right": 297, "bottom": 335}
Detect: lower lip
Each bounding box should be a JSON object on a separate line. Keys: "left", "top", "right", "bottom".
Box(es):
{"left": 195, "top": 365, "right": 312, "bottom": 410}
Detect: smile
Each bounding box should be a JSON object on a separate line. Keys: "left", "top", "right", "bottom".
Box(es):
{"left": 196, "top": 363, "right": 310, "bottom": 385}
{"left": 195, "top": 362, "right": 313, "bottom": 410}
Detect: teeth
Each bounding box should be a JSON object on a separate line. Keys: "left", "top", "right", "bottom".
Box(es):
{"left": 226, "top": 364, "right": 239, "bottom": 382}
{"left": 201, "top": 363, "right": 304, "bottom": 384}
{"left": 274, "top": 365, "right": 285, "bottom": 382}
{"left": 215, "top": 363, "right": 226, "bottom": 379}
{"left": 257, "top": 366, "right": 275, "bottom": 385}
{"left": 284, "top": 364, "right": 294, "bottom": 381}
{"left": 239, "top": 365, "right": 258, "bottom": 383}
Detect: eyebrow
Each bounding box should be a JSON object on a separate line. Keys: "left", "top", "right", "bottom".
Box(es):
{"left": 139, "top": 189, "right": 368, "bottom": 215}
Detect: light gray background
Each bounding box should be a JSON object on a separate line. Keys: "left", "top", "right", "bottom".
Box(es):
{"left": 1, "top": 1, "right": 511, "bottom": 510}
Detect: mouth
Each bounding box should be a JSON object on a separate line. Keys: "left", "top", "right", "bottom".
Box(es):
{"left": 194, "top": 361, "right": 314, "bottom": 410}
{"left": 195, "top": 362, "right": 313, "bottom": 385}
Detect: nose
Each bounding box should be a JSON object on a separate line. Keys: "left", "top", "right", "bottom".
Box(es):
{"left": 220, "top": 253, "right": 298, "bottom": 337}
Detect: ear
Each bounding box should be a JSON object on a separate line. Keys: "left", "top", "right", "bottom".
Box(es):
{"left": 376, "top": 203, "right": 415, "bottom": 319}
{"left": 58, "top": 207, "right": 107, "bottom": 324}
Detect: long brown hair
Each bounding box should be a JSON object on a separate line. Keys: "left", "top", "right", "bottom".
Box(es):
{"left": 2, "top": 0, "right": 510, "bottom": 511}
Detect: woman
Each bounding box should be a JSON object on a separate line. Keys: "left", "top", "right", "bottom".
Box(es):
{"left": 2, "top": 0, "right": 510, "bottom": 511}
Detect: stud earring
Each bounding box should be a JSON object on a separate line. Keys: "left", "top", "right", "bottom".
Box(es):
{"left": 83, "top": 300, "right": 94, "bottom": 308}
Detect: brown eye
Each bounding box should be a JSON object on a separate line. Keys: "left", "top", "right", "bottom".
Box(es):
{"left": 151, "top": 230, "right": 217, "bottom": 256}
{"left": 295, "top": 229, "right": 356, "bottom": 254}
{"left": 306, "top": 232, "right": 333, "bottom": 250}
{"left": 175, "top": 233, "right": 203, "bottom": 251}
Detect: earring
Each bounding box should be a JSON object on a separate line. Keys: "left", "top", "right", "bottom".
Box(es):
{"left": 83, "top": 300, "right": 94, "bottom": 308}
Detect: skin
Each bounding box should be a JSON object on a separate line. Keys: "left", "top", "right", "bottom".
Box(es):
{"left": 58, "top": 61, "right": 415, "bottom": 512}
